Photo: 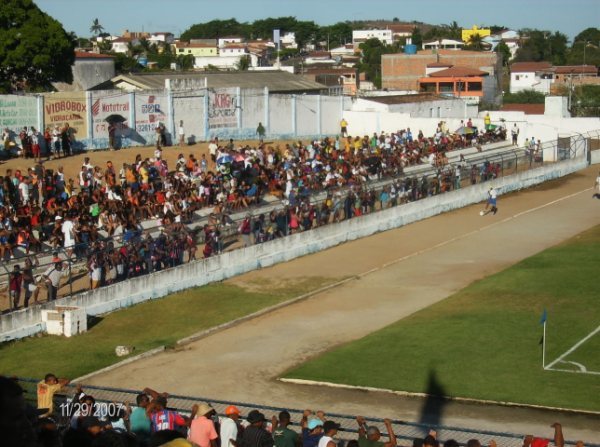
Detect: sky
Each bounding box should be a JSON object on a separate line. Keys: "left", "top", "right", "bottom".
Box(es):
{"left": 36, "top": 0, "right": 599, "bottom": 42}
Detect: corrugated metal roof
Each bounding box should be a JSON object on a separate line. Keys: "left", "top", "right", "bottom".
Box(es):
{"left": 110, "top": 71, "right": 327, "bottom": 93}
{"left": 510, "top": 61, "right": 552, "bottom": 73}
{"left": 429, "top": 67, "right": 488, "bottom": 77}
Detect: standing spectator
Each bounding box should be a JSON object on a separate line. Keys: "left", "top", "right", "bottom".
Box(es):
{"left": 340, "top": 118, "right": 348, "bottom": 137}
{"left": 257, "top": 122, "right": 266, "bottom": 140}
{"left": 61, "top": 215, "right": 76, "bottom": 258}
{"left": 41, "top": 261, "right": 68, "bottom": 301}
{"left": 356, "top": 417, "right": 396, "bottom": 447}
{"left": 241, "top": 410, "right": 274, "bottom": 447}
{"left": 239, "top": 214, "right": 253, "bottom": 247}
{"left": 51, "top": 125, "right": 61, "bottom": 158}
{"left": 9, "top": 264, "right": 23, "bottom": 310}
{"left": 22, "top": 255, "right": 39, "bottom": 307}
{"left": 61, "top": 123, "right": 71, "bottom": 156}
{"left": 302, "top": 415, "right": 323, "bottom": 447}
{"left": 179, "top": 120, "right": 186, "bottom": 147}
{"left": 188, "top": 403, "right": 218, "bottom": 447}
{"left": 30, "top": 127, "right": 41, "bottom": 162}
{"left": 273, "top": 410, "right": 299, "bottom": 447}
{"left": 511, "top": 124, "right": 519, "bottom": 146}
{"left": 221, "top": 405, "right": 243, "bottom": 447}
{"left": 129, "top": 393, "right": 152, "bottom": 443}
{"left": 148, "top": 395, "right": 194, "bottom": 433}
{"left": 37, "top": 373, "right": 69, "bottom": 418}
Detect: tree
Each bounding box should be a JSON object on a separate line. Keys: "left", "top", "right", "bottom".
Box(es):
{"left": 411, "top": 26, "right": 423, "bottom": 48}
{"left": 177, "top": 54, "right": 195, "bottom": 70}
{"left": 358, "top": 38, "right": 394, "bottom": 89}
{"left": 236, "top": 55, "right": 250, "bottom": 71}
{"left": 502, "top": 89, "right": 546, "bottom": 104}
{"left": 514, "top": 29, "right": 568, "bottom": 65}
{"left": 464, "top": 33, "right": 486, "bottom": 51}
{"left": 0, "top": 0, "right": 76, "bottom": 92}
{"left": 495, "top": 41, "right": 512, "bottom": 66}
{"left": 90, "top": 18, "right": 104, "bottom": 37}
{"left": 113, "top": 53, "right": 141, "bottom": 74}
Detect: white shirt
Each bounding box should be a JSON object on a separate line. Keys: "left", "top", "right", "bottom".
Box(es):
{"left": 208, "top": 142, "right": 218, "bottom": 156}
{"left": 19, "top": 182, "right": 30, "bottom": 201}
{"left": 61, "top": 220, "right": 75, "bottom": 245}
{"left": 489, "top": 188, "right": 497, "bottom": 199}
{"left": 219, "top": 417, "right": 238, "bottom": 447}
{"left": 178, "top": 126, "right": 185, "bottom": 136}
{"left": 318, "top": 435, "right": 334, "bottom": 447}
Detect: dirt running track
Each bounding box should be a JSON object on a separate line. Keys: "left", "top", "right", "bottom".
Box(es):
{"left": 85, "top": 166, "right": 600, "bottom": 441}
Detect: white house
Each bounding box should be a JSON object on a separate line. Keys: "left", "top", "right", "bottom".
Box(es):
{"left": 422, "top": 39, "right": 464, "bottom": 50}
{"left": 352, "top": 29, "right": 393, "bottom": 46}
{"left": 281, "top": 32, "right": 297, "bottom": 49}
{"left": 110, "top": 37, "right": 137, "bottom": 54}
{"left": 218, "top": 36, "right": 244, "bottom": 48}
{"left": 510, "top": 61, "right": 554, "bottom": 93}
{"left": 148, "top": 32, "right": 175, "bottom": 46}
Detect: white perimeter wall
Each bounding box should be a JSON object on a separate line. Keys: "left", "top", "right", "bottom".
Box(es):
{"left": 343, "top": 110, "right": 600, "bottom": 147}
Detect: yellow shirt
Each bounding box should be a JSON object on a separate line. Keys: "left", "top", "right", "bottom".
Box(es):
{"left": 37, "top": 381, "right": 62, "bottom": 416}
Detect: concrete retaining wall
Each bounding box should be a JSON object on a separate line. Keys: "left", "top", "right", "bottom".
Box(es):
{"left": 0, "top": 157, "right": 588, "bottom": 342}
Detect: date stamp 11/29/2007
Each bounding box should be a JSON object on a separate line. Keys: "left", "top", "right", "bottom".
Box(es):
{"left": 59, "top": 402, "right": 125, "bottom": 418}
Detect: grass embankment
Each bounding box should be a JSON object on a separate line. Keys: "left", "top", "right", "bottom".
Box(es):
{"left": 285, "top": 227, "right": 600, "bottom": 412}
{"left": 0, "top": 277, "right": 335, "bottom": 379}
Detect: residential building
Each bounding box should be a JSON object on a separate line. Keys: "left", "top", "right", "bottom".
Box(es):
{"left": 52, "top": 51, "right": 115, "bottom": 91}
{"left": 110, "top": 37, "right": 136, "bottom": 54}
{"left": 462, "top": 25, "right": 491, "bottom": 43}
{"left": 418, "top": 67, "right": 489, "bottom": 104}
{"left": 175, "top": 41, "right": 218, "bottom": 58}
{"left": 386, "top": 24, "right": 415, "bottom": 41}
{"left": 509, "top": 61, "right": 553, "bottom": 93}
{"left": 301, "top": 67, "right": 361, "bottom": 95}
{"left": 422, "top": 39, "right": 464, "bottom": 50}
{"left": 281, "top": 32, "right": 297, "bottom": 49}
{"left": 148, "top": 32, "right": 175, "bottom": 46}
{"left": 218, "top": 36, "right": 244, "bottom": 48}
{"left": 382, "top": 49, "right": 502, "bottom": 100}
{"left": 122, "top": 30, "right": 150, "bottom": 40}
{"left": 352, "top": 29, "right": 393, "bottom": 47}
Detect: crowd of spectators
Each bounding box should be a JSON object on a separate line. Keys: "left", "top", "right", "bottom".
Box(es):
{"left": 0, "top": 374, "right": 587, "bottom": 447}
{"left": 2, "top": 122, "right": 508, "bottom": 310}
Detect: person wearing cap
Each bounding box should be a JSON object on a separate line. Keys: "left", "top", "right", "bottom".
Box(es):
{"left": 356, "top": 416, "right": 396, "bottom": 447}
{"left": 241, "top": 409, "right": 274, "bottom": 447}
{"left": 273, "top": 410, "right": 299, "bottom": 447}
{"left": 317, "top": 421, "right": 340, "bottom": 447}
{"left": 188, "top": 402, "right": 218, "bottom": 447}
{"left": 301, "top": 413, "right": 323, "bottom": 447}
{"left": 220, "top": 405, "right": 242, "bottom": 447}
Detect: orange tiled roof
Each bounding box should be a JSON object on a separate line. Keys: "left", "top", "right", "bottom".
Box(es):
{"left": 510, "top": 61, "right": 552, "bottom": 73}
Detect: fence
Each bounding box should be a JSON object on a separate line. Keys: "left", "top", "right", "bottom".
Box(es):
{"left": 0, "top": 88, "right": 342, "bottom": 151}
{"left": 14, "top": 378, "right": 598, "bottom": 447}
{"left": 0, "top": 132, "right": 594, "bottom": 316}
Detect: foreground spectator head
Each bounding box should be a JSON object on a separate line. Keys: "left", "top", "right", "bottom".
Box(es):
{"left": 308, "top": 417, "right": 324, "bottom": 433}
{"left": 443, "top": 440, "right": 459, "bottom": 447}
{"left": 466, "top": 440, "right": 481, "bottom": 447}
{"left": 196, "top": 402, "right": 214, "bottom": 417}
{"left": 247, "top": 409, "right": 267, "bottom": 427}
{"left": 0, "top": 376, "right": 37, "bottom": 447}
{"left": 225, "top": 405, "right": 241, "bottom": 420}
{"left": 366, "top": 426, "right": 381, "bottom": 441}
{"left": 323, "top": 420, "right": 341, "bottom": 436}
{"left": 424, "top": 435, "right": 439, "bottom": 447}
{"left": 136, "top": 393, "right": 150, "bottom": 408}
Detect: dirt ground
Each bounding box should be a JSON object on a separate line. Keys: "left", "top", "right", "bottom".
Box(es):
{"left": 79, "top": 165, "right": 600, "bottom": 440}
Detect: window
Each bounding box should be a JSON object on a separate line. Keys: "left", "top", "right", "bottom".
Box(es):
{"left": 515, "top": 75, "right": 520, "bottom": 81}
{"left": 467, "top": 82, "right": 482, "bottom": 91}
{"left": 178, "top": 49, "right": 184, "bottom": 53}
{"left": 439, "top": 82, "right": 453, "bottom": 93}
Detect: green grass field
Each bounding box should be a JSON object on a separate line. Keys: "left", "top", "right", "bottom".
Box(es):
{"left": 285, "top": 226, "right": 600, "bottom": 412}
{"left": 0, "top": 277, "right": 335, "bottom": 379}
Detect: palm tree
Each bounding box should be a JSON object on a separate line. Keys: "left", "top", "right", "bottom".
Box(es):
{"left": 90, "top": 18, "right": 104, "bottom": 37}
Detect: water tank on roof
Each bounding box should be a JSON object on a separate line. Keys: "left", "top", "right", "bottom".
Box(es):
{"left": 138, "top": 56, "right": 148, "bottom": 67}
{"left": 404, "top": 44, "right": 417, "bottom": 54}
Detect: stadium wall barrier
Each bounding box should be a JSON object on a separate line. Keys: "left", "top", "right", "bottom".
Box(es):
{"left": 0, "top": 156, "right": 588, "bottom": 342}
{"left": 591, "top": 149, "right": 600, "bottom": 164}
